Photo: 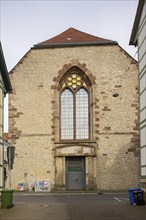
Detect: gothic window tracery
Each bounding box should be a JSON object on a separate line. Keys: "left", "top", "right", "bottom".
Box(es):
{"left": 60, "top": 69, "right": 90, "bottom": 140}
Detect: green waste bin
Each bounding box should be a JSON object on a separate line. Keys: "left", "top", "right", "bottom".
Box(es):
{"left": 1, "top": 190, "right": 14, "bottom": 209}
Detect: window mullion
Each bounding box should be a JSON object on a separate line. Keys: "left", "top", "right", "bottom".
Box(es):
{"left": 74, "top": 92, "right": 76, "bottom": 140}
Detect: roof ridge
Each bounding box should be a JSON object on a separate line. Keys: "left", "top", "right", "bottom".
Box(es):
{"left": 34, "top": 27, "right": 116, "bottom": 48}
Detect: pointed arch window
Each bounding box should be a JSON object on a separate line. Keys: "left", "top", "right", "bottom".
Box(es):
{"left": 60, "top": 69, "right": 90, "bottom": 140}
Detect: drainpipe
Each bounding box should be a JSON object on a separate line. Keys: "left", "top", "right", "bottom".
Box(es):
{"left": 138, "top": 150, "right": 141, "bottom": 188}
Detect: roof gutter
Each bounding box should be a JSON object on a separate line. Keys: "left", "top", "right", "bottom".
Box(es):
{"left": 33, "top": 41, "right": 117, "bottom": 49}
{"left": 0, "top": 42, "right": 12, "bottom": 93}
{"left": 129, "top": 0, "right": 145, "bottom": 46}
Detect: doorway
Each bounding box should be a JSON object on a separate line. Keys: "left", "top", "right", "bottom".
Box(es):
{"left": 66, "top": 156, "right": 85, "bottom": 190}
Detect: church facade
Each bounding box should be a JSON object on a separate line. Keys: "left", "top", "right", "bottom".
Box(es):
{"left": 8, "top": 28, "right": 139, "bottom": 191}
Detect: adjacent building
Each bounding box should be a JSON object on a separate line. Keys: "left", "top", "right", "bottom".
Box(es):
{"left": 9, "top": 28, "right": 139, "bottom": 191}
{"left": 130, "top": 0, "right": 146, "bottom": 193}
{"left": 0, "top": 42, "right": 12, "bottom": 190}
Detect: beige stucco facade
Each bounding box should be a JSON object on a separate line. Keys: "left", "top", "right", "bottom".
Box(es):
{"left": 8, "top": 43, "right": 139, "bottom": 191}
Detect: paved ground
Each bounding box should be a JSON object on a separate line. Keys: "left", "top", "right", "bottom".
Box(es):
{"left": 0, "top": 192, "right": 146, "bottom": 220}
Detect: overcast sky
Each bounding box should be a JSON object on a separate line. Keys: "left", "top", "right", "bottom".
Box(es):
{"left": 1, "top": 0, "right": 139, "bottom": 132}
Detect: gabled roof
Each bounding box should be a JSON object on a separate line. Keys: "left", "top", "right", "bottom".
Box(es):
{"left": 129, "top": 0, "right": 145, "bottom": 45}
{"left": 34, "top": 27, "right": 117, "bottom": 48}
{"left": 0, "top": 42, "right": 12, "bottom": 93}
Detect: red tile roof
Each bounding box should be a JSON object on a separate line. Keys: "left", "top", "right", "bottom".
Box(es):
{"left": 34, "top": 27, "right": 116, "bottom": 48}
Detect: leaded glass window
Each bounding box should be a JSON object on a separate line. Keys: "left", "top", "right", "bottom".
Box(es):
{"left": 60, "top": 70, "right": 90, "bottom": 140}
{"left": 76, "top": 89, "right": 89, "bottom": 139}
{"left": 61, "top": 89, "right": 74, "bottom": 139}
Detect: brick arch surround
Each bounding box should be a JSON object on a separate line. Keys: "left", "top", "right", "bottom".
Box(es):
{"left": 50, "top": 60, "right": 98, "bottom": 143}
{"left": 55, "top": 60, "right": 96, "bottom": 86}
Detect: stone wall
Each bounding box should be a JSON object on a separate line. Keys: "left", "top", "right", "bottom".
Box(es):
{"left": 8, "top": 44, "right": 139, "bottom": 190}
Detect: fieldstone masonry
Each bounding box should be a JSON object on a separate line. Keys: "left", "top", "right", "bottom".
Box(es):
{"left": 8, "top": 29, "right": 139, "bottom": 191}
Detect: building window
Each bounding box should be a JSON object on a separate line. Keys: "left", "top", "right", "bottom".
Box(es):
{"left": 61, "top": 89, "right": 74, "bottom": 140}
{"left": 60, "top": 69, "right": 90, "bottom": 140}
{"left": 76, "top": 89, "right": 89, "bottom": 139}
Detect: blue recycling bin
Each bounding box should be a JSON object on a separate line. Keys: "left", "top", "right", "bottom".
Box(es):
{"left": 128, "top": 188, "right": 145, "bottom": 205}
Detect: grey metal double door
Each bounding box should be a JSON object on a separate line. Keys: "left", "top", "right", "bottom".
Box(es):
{"left": 66, "top": 157, "right": 85, "bottom": 190}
